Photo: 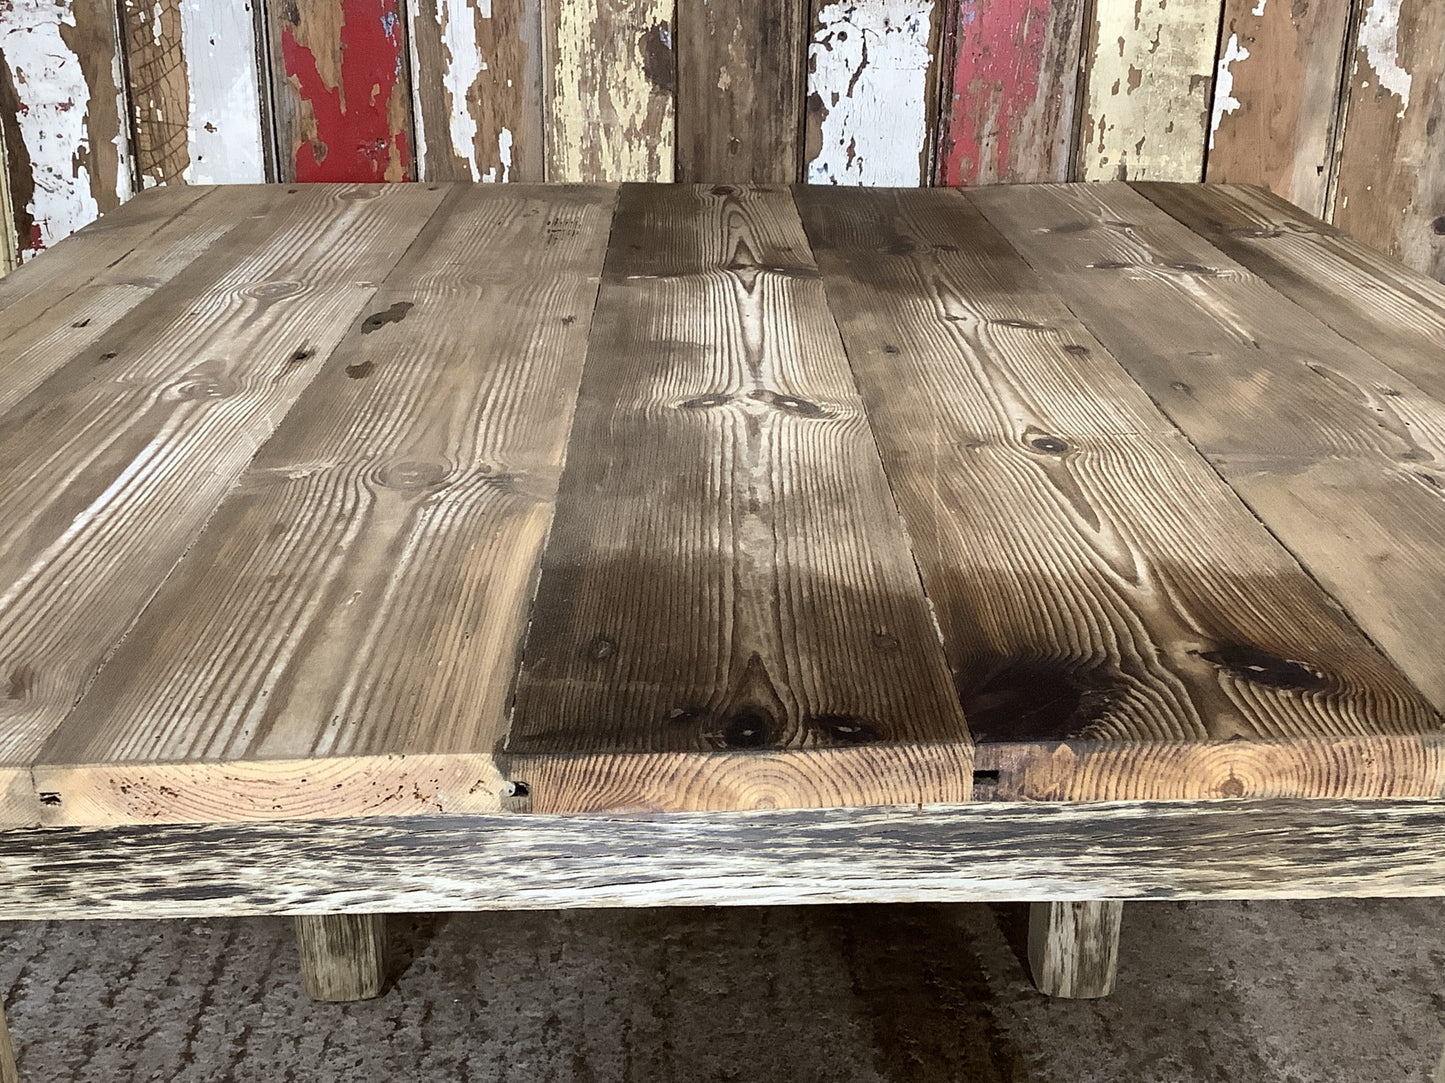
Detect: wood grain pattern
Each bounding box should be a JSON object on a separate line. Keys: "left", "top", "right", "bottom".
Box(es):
{"left": 268, "top": 0, "right": 413, "bottom": 182}
{"left": 1136, "top": 182, "right": 1445, "bottom": 392}
{"left": 544, "top": 0, "right": 674, "bottom": 182}
{"left": 1077, "top": 0, "right": 1221, "bottom": 182}
{"left": 0, "top": 0, "right": 134, "bottom": 258}
{"left": 797, "top": 184, "right": 1444, "bottom": 802}
{"left": 409, "top": 0, "right": 543, "bottom": 182}
{"left": 936, "top": 0, "right": 1085, "bottom": 186}
{"left": 805, "top": 0, "right": 943, "bottom": 186}
{"left": 506, "top": 183, "right": 972, "bottom": 813}
{"left": 294, "top": 913, "right": 387, "bottom": 1000}
{"left": 1028, "top": 900, "right": 1122, "bottom": 998}
{"left": 676, "top": 0, "right": 807, "bottom": 183}
{"left": 121, "top": 0, "right": 269, "bottom": 186}
{"left": 1331, "top": 0, "right": 1445, "bottom": 281}
{"left": 34, "top": 184, "right": 614, "bottom": 827}
{"left": 1204, "top": 0, "right": 1352, "bottom": 217}
{"left": 0, "top": 184, "right": 443, "bottom": 825}
{"left": 971, "top": 181, "right": 1445, "bottom": 716}
{"left": 4, "top": 798, "right": 1445, "bottom": 919}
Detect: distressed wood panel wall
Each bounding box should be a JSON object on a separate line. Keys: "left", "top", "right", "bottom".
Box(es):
{"left": 2, "top": 0, "right": 1445, "bottom": 283}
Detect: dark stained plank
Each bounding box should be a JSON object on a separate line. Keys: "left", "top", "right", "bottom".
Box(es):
{"left": 267, "top": 0, "right": 414, "bottom": 182}
{"left": 408, "top": 0, "right": 544, "bottom": 182}
{"left": 1137, "top": 182, "right": 1445, "bottom": 396}
{"left": 1203, "top": 0, "right": 1352, "bottom": 217}
{"left": 935, "top": 0, "right": 1085, "bottom": 186}
{"left": 36, "top": 185, "right": 615, "bottom": 827}
{"left": 796, "top": 185, "right": 1443, "bottom": 802}
{"left": 0, "top": 183, "right": 445, "bottom": 826}
{"left": 506, "top": 183, "right": 972, "bottom": 814}
{"left": 676, "top": 0, "right": 807, "bottom": 183}
{"left": 1331, "top": 0, "right": 1445, "bottom": 282}
{"left": 7, "top": 796, "right": 1445, "bottom": 919}
{"left": 970, "top": 182, "right": 1445, "bottom": 715}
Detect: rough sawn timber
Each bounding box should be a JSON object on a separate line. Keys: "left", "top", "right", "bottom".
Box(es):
{"left": 506, "top": 183, "right": 973, "bottom": 813}
{"left": 1028, "top": 900, "right": 1123, "bottom": 998}
{"left": 797, "top": 184, "right": 1444, "bottom": 802}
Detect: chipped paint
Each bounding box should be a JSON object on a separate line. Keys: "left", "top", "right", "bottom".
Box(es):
{"left": 0, "top": 0, "right": 132, "bottom": 258}
{"left": 546, "top": 0, "right": 674, "bottom": 182}
{"left": 1078, "top": 0, "right": 1222, "bottom": 180}
{"left": 181, "top": 0, "right": 267, "bottom": 183}
{"left": 1358, "top": 0, "right": 1411, "bottom": 112}
{"left": 1209, "top": 33, "right": 1249, "bottom": 149}
{"left": 806, "top": 0, "right": 937, "bottom": 186}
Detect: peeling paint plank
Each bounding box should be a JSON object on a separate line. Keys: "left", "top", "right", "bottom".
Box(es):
{"left": 266, "top": 0, "right": 414, "bottom": 182}
{"left": 543, "top": 0, "right": 674, "bottom": 183}
{"left": 804, "top": 0, "right": 942, "bottom": 186}
{"left": 676, "top": 0, "right": 807, "bottom": 183}
{"left": 0, "top": 111, "right": 15, "bottom": 274}
{"left": 122, "top": 0, "right": 269, "bottom": 186}
{"left": 1332, "top": 0, "right": 1445, "bottom": 282}
{"left": 409, "top": 0, "right": 543, "bottom": 182}
{"left": 936, "top": 0, "right": 1084, "bottom": 186}
{"left": 1077, "top": 0, "right": 1222, "bottom": 181}
{"left": 1204, "top": 0, "right": 1352, "bottom": 217}
{"left": 0, "top": 0, "right": 134, "bottom": 259}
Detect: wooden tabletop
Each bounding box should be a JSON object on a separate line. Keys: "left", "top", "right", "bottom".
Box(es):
{"left": 2, "top": 180, "right": 1442, "bottom": 828}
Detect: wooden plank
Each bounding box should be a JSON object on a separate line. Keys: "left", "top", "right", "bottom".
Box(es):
{"left": 675, "top": 0, "right": 807, "bottom": 183}
{"left": 0, "top": 183, "right": 444, "bottom": 827}
{"left": 121, "top": 0, "right": 269, "bottom": 186}
{"left": 294, "top": 914, "right": 387, "bottom": 1000}
{"left": 1203, "top": 0, "right": 1352, "bottom": 217}
{"left": 1076, "top": 0, "right": 1221, "bottom": 182}
{"left": 505, "top": 183, "right": 971, "bottom": 814}
{"left": 1331, "top": 0, "right": 1445, "bottom": 281}
{"left": 543, "top": 0, "right": 675, "bottom": 182}
{"left": 970, "top": 182, "right": 1445, "bottom": 713}
{"left": 1028, "top": 900, "right": 1122, "bottom": 998}
{"left": 0, "top": 0, "right": 134, "bottom": 259}
{"left": 35, "top": 185, "right": 614, "bottom": 827}
{"left": 408, "top": 0, "right": 544, "bottom": 182}
{"left": 804, "top": 0, "right": 943, "bottom": 186}
{"left": 267, "top": 0, "right": 414, "bottom": 182}
{"left": 1136, "top": 182, "right": 1445, "bottom": 395}
{"left": 935, "top": 0, "right": 1085, "bottom": 186}
{"left": 0, "top": 107, "right": 15, "bottom": 274}
{"left": 796, "top": 185, "right": 1443, "bottom": 802}
{"left": 4, "top": 797, "right": 1445, "bottom": 919}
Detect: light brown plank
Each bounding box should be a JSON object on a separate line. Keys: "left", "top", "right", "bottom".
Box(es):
{"left": 0, "top": 183, "right": 445, "bottom": 826}
{"left": 971, "top": 182, "right": 1445, "bottom": 718}
{"left": 1076, "top": 0, "right": 1221, "bottom": 181}
{"left": 796, "top": 185, "right": 1442, "bottom": 802}
{"left": 1331, "top": 0, "right": 1445, "bottom": 282}
{"left": 35, "top": 185, "right": 614, "bottom": 827}
{"left": 408, "top": 0, "right": 544, "bottom": 182}
{"left": 505, "top": 183, "right": 972, "bottom": 814}
{"left": 676, "top": 0, "right": 807, "bottom": 183}
{"left": 1203, "top": 0, "right": 1352, "bottom": 217}
{"left": 543, "top": 0, "right": 675, "bottom": 182}
{"left": 1137, "top": 182, "right": 1445, "bottom": 393}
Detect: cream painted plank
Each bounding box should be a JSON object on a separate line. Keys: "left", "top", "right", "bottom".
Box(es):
{"left": 0, "top": 0, "right": 134, "bottom": 258}
{"left": 1077, "top": 0, "right": 1222, "bottom": 181}
{"left": 543, "top": 0, "right": 674, "bottom": 182}
{"left": 0, "top": 184, "right": 444, "bottom": 825}
{"left": 804, "top": 0, "right": 942, "bottom": 186}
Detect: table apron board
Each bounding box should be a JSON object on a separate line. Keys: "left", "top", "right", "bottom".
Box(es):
{"left": 1, "top": 799, "right": 1443, "bottom": 921}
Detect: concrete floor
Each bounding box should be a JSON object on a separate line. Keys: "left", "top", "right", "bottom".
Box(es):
{"left": 0, "top": 900, "right": 1441, "bottom": 1081}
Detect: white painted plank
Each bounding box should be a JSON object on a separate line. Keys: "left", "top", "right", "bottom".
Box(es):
{"left": 181, "top": 0, "right": 267, "bottom": 183}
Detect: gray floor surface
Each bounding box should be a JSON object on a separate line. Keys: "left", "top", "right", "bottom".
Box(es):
{"left": 0, "top": 899, "right": 1441, "bottom": 1081}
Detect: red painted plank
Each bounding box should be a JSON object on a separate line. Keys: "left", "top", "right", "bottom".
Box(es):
{"left": 271, "top": 0, "right": 412, "bottom": 183}
{"left": 937, "top": 0, "right": 1083, "bottom": 186}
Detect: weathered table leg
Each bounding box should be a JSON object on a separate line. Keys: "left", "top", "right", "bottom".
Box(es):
{"left": 1027, "top": 900, "right": 1123, "bottom": 998}
{"left": 0, "top": 998, "right": 16, "bottom": 1083}
{"left": 294, "top": 914, "right": 388, "bottom": 1001}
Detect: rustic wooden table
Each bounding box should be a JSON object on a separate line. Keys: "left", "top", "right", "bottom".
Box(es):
{"left": 0, "top": 180, "right": 1442, "bottom": 1063}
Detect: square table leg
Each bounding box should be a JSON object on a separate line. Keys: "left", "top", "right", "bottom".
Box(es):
{"left": 294, "top": 914, "right": 389, "bottom": 1002}
{"left": 1028, "top": 900, "right": 1124, "bottom": 998}
{"left": 0, "top": 998, "right": 14, "bottom": 1083}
